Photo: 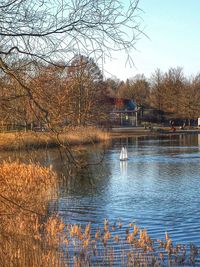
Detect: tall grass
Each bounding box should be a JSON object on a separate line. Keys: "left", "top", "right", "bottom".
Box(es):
{"left": 44, "top": 219, "right": 199, "bottom": 266}
{"left": 0, "top": 161, "right": 65, "bottom": 267}
{"left": 0, "top": 126, "right": 110, "bottom": 150}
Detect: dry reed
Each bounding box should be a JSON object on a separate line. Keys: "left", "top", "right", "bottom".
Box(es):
{"left": 0, "top": 127, "right": 110, "bottom": 150}
{"left": 44, "top": 218, "right": 200, "bottom": 266}
{"left": 0, "top": 161, "right": 64, "bottom": 267}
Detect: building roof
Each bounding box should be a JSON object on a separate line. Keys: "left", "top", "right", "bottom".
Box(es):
{"left": 106, "top": 97, "right": 137, "bottom": 111}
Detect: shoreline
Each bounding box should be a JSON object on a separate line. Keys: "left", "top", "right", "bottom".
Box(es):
{"left": 110, "top": 126, "right": 200, "bottom": 137}
{"left": 0, "top": 127, "right": 200, "bottom": 151}
{"left": 0, "top": 127, "right": 110, "bottom": 151}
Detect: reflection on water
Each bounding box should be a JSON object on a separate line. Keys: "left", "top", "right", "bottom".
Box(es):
{"left": 1, "top": 134, "right": 200, "bottom": 249}
{"left": 54, "top": 133, "right": 200, "bottom": 248}
{"left": 120, "top": 160, "right": 128, "bottom": 176}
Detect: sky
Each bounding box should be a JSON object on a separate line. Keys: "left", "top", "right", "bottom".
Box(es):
{"left": 104, "top": 0, "right": 200, "bottom": 81}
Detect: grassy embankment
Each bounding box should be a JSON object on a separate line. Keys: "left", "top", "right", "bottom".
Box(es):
{"left": 0, "top": 126, "right": 110, "bottom": 150}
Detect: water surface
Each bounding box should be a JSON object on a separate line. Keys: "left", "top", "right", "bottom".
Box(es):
{"left": 1, "top": 134, "right": 200, "bottom": 246}
{"left": 48, "top": 133, "right": 200, "bottom": 246}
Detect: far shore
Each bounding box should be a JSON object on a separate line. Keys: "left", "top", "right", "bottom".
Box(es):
{"left": 110, "top": 126, "right": 200, "bottom": 137}
{"left": 0, "top": 127, "right": 110, "bottom": 151}
{"left": 0, "top": 126, "right": 200, "bottom": 151}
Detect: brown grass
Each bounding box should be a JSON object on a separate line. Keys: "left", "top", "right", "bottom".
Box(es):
{"left": 0, "top": 161, "right": 64, "bottom": 267}
{"left": 45, "top": 218, "right": 199, "bottom": 266}
{"left": 0, "top": 126, "right": 110, "bottom": 151}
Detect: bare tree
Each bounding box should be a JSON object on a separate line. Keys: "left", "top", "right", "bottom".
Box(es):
{"left": 120, "top": 74, "right": 150, "bottom": 107}
{"left": 67, "top": 55, "right": 107, "bottom": 126}
{"left": 150, "top": 67, "right": 185, "bottom": 120}
{"left": 0, "top": 0, "right": 143, "bottom": 68}
{"left": 162, "top": 67, "right": 185, "bottom": 116}
{"left": 104, "top": 78, "right": 122, "bottom": 97}
{"left": 179, "top": 75, "right": 200, "bottom": 125}
{"left": 0, "top": 0, "right": 143, "bottom": 126}
{"left": 149, "top": 69, "right": 165, "bottom": 111}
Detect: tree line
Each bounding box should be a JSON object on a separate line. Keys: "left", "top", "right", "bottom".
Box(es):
{"left": 0, "top": 0, "right": 143, "bottom": 131}
{"left": 0, "top": 56, "right": 111, "bottom": 130}
{"left": 1, "top": 61, "right": 200, "bottom": 130}
{"left": 108, "top": 67, "right": 200, "bottom": 125}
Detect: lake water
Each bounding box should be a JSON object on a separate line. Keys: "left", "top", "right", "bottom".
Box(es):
{"left": 46, "top": 134, "right": 200, "bottom": 247}
{"left": 1, "top": 133, "right": 200, "bottom": 263}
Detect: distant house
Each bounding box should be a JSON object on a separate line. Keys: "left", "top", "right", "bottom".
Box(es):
{"left": 107, "top": 97, "right": 138, "bottom": 127}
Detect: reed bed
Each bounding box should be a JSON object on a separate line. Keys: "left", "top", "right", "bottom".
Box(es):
{"left": 45, "top": 218, "right": 200, "bottom": 266}
{"left": 0, "top": 161, "right": 64, "bottom": 267}
{"left": 0, "top": 127, "right": 110, "bottom": 150}
{"left": 61, "top": 126, "right": 110, "bottom": 145}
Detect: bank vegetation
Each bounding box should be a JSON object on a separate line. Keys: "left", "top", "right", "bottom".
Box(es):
{"left": 0, "top": 161, "right": 63, "bottom": 267}
{"left": 0, "top": 127, "right": 110, "bottom": 151}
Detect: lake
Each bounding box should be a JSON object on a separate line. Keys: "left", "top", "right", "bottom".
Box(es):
{"left": 45, "top": 133, "right": 200, "bottom": 246}
{"left": 1, "top": 133, "right": 200, "bottom": 264}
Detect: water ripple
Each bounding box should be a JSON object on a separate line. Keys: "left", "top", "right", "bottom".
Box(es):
{"left": 48, "top": 134, "right": 200, "bottom": 250}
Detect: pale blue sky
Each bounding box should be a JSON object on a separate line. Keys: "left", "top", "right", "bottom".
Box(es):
{"left": 104, "top": 0, "right": 200, "bottom": 80}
